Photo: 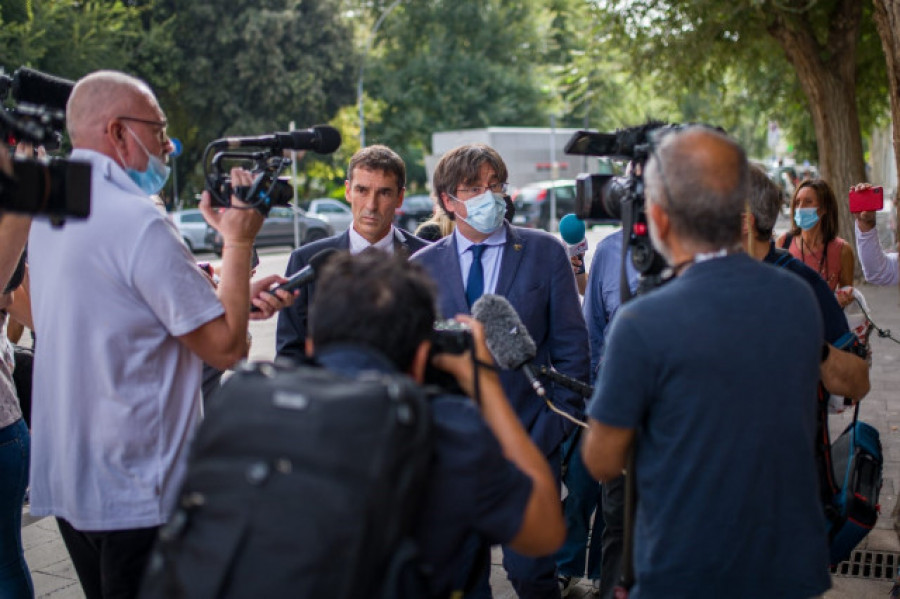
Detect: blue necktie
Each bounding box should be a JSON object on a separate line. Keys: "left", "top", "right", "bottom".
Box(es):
{"left": 466, "top": 244, "right": 486, "bottom": 308}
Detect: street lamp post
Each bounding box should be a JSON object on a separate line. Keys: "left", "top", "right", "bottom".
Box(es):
{"left": 357, "top": 0, "right": 403, "bottom": 148}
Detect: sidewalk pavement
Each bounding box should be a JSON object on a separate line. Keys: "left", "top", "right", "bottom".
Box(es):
{"left": 21, "top": 243, "right": 900, "bottom": 598}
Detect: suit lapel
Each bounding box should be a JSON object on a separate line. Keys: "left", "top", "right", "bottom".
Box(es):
{"left": 495, "top": 224, "right": 525, "bottom": 298}
{"left": 439, "top": 235, "right": 469, "bottom": 317}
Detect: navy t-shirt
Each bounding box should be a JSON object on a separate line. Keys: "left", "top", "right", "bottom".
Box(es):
{"left": 764, "top": 241, "right": 851, "bottom": 346}
{"left": 588, "top": 253, "right": 830, "bottom": 598}
{"left": 317, "top": 347, "right": 532, "bottom": 598}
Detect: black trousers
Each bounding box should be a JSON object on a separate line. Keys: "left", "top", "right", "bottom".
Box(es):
{"left": 56, "top": 518, "right": 158, "bottom": 599}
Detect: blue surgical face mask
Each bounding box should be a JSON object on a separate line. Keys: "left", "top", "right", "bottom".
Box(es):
{"left": 794, "top": 207, "right": 820, "bottom": 231}
{"left": 454, "top": 190, "right": 507, "bottom": 234}
{"left": 120, "top": 125, "right": 171, "bottom": 195}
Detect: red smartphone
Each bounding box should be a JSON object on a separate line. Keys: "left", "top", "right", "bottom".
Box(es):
{"left": 848, "top": 187, "right": 884, "bottom": 213}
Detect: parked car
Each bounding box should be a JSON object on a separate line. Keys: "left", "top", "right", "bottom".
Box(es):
{"left": 171, "top": 209, "right": 214, "bottom": 253}
{"left": 303, "top": 198, "right": 353, "bottom": 233}
{"left": 394, "top": 194, "right": 434, "bottom": 232}
{"left": 208, "top": 205, "right": 334, "bottom": 255}
{"left": 510, "top": 180, "right": 577, "bottom": 230}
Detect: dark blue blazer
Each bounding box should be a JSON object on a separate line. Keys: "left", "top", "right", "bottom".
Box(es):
{"left": 275, "top": 228, "right": 430, "bottom": 360}
{"left": 411, "top": 223, "right": 590, "bottom": 456}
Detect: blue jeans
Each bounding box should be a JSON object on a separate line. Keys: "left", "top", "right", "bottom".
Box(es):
{"left": 556, "top": 431, "right": 603, "bottom": 580}
{"left": 0, "top": 418, "right": 33, "bottom": 598}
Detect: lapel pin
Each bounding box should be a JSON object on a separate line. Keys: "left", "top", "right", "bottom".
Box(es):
{"left": 513, "top": 244, "right": 522, "bottom": 251}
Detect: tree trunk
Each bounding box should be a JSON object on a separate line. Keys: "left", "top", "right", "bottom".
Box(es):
{"left": 767, "top": 1, "right": 867, "bottom": 256}
{"left": 872, "top": 0, "right": 900, "bottom": 257}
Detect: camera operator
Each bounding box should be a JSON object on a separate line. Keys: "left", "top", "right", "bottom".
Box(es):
{"left": 26, "top": 70, "right": 294, "bottom": 599}
{"left": 849, "top": 182, "right": 898, "bottom": 286}
{"left": 305, "top": 250, "right": 564, "bottom": 598}
{"left": 581, "top": 127, "right": 830, "bottom": 597}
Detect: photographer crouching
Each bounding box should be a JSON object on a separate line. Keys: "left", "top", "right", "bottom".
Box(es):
{"left": 26, "top": 70, "right": 294, "bottom": 599}
{"left": 581, "top": 126, "right": 831, "bottom": 597}
{"left": 302, "top": 250, "right": 565, "bottom": 598}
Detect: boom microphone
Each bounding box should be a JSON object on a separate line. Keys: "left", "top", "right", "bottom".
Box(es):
{"left": 471, "top": 294, "right": 545, "bottom": 397}
{"left": 11, "top": 67, "right": 75, "bottom": 112}
{"left": 211, "top": 125, "right": 341, "bottom": 154}
{"left": 250, "top": 247, "right": 339, "bottom": 313}
{"left": 472, "top": 294, "right": 591, "bottom": 429}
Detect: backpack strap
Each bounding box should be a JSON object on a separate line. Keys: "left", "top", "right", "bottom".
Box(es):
{"left": 448, "top": 532, "right": 489, "bottom": 599}
{"left": 770, "top": 247, "right": 795, "bottom": 268}
{"left": 780, "top": 232, "right": 794, "bottom": 250}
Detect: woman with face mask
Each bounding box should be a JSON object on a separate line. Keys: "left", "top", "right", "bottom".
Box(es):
{"left": 776, "top": 178, "right": 855, "bottom": 307}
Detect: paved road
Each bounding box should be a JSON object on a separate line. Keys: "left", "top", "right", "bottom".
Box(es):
{"left": 23, "top": 224, "right": 900, "bottom": 597}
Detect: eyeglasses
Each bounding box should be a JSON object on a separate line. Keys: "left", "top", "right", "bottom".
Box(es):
{"left": 455, "top": 182, "right": 508, "bottom": 196}
{"left": 116, "top": 115, "right": 170, "bottom": 145}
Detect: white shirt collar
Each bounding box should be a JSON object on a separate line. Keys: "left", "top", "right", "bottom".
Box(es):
{"left": 348, "top": 225, "right": 396, "bottom": 255}
{"left": 454, "top": 226, "right": 507, "bottom": 256}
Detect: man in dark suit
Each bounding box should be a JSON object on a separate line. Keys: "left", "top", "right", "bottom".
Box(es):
{"left": 276, "top": 145, "right": 429, "bottom": 359}
{"left": 411, "top": 143, "right": 590, "bottom": 599}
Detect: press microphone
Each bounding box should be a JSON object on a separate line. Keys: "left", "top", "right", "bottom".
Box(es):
{"left": 250, "top": 247, "right": 339, "bottom": 312}
{"left": 471, "top": 294, "right": 546, "bottom": 398}
{"left": 211, "top": 125, "right": 341, "bottom": 154}
{"left": 472, "top": 295, "right": 591, "bottom": 430}
{"left": 559, "top": 213, "right": 588, "bottom": 259}
{"left": 11, "top": 67, "right": 75, "bottom": 112}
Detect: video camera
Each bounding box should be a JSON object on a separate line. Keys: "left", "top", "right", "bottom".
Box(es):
{"left": 203, "top": 126, "right": 341, "bottom": 217}
{"left": 564, "top": 121, "right": 687, "bottom": 287}
{"left": 0, "top": 67, "right": 90, "bottom": 226}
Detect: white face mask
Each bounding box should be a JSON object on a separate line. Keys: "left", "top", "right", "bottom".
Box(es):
{"left": 453, "top": 190, "right": 506, "bottom": 234}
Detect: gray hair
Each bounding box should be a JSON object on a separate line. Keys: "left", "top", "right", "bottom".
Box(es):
{"left": 747, "top": 164, "right": 782, "bottom": 240}
{"left": 644, "top": 126, "right": 748, "bottom": 249}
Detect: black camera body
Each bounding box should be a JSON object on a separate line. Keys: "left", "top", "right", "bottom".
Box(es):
{"left": 564, "top": 122, "right": 681, "bottom": 280}
{"left": 205, "top": 151, "right": 293, "bottom": 217}
{"left": 424, "top": 319, "right": 474, "bottom": 395}
{"left": 203, "top": 126, "right": 341, "bottom": 217}
{"left": 1, "top": 66, "right": 90, "bottom": 225}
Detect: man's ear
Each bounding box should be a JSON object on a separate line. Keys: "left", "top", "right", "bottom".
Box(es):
{"left": 441, "top": 193, "right": 456, "bottom": 217}
{"left": 409, "top": 340, "right": 431, "bottom": 384}
{"left": 305, "top": 337, "right": 314, "bottom": 358}
{"left": 648, "top": 201, "right": 669, "bottom": 239}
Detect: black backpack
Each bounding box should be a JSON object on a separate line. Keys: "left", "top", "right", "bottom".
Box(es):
{"left": 140, "top": 360, "right": 435, "bottom": 599}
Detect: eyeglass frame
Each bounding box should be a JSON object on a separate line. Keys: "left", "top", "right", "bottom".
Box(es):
{"left": 453, "top": 182, "right": 509, "bottom": 197}
{"left": 115, "top": 115, "right": 170, "bottom": 146}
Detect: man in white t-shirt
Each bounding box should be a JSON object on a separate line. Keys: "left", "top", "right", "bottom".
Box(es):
{"left": 27, "top": 70, "right": 292, "bottom": 599}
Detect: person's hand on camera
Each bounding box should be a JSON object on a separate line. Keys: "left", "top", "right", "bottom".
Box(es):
{"left": 249, "top": 274, "right": 296, "bottom": 320}
{"left": 850, "top": 183, "right": 877, "bottom": 233}
{"left": 199, "top": 167, "right": 264, "bottom": 246}
{"left": 431, "top": 315, "right": 499, "bottom": 398}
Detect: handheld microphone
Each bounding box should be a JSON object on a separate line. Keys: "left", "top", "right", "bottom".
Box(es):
{"left": 250, "top": 247, "right": 339, "bottom": 313}
{"left": 559, "top": 213, "right": 588, "bottom": 259}
{"left": 211, "top": 125, "right": 341, "bottom": 154}
{"left": 11, "top": 67, "right": 75, "bottom": 112}
{"left": 471, "top": 294, "right": 545, "bottom": 398}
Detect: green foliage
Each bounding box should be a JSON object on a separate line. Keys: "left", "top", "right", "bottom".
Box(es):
{"left": 0, "top": 1, "right": 144, "bottom": 78}
{"left": 360, "top": 0, "right": 557, "bottom": 184}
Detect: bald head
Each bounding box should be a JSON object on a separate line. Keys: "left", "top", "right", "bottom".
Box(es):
{"left": 645, "top": 126, "right": 748, "bottom": 249}
{"left": 66, "top": 70, "right": 158, "bottom": 149}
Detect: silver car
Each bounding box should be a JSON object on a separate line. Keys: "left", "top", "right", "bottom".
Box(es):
{"left": 305, "top": 198, "right": 353, "bottom": 234}
{"left": 208, "top": 205, "right": 334, "bottom": 255}
{"left": 171, "top": 209, "right": 213, "bottom": 252}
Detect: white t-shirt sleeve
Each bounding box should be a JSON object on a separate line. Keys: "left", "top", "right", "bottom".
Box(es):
{"left": 855, "top": 222, "right": 900, "bottom": 286}
{"left": 130, "top": 216, "right": 225, "bottom": 336}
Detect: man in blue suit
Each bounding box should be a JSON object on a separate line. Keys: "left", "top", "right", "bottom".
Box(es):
{"left": 412, "top": 143, "right": 590, "bottom": 599}
{"left": 276, "top": 144, "right": 430, "bottom": 360}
